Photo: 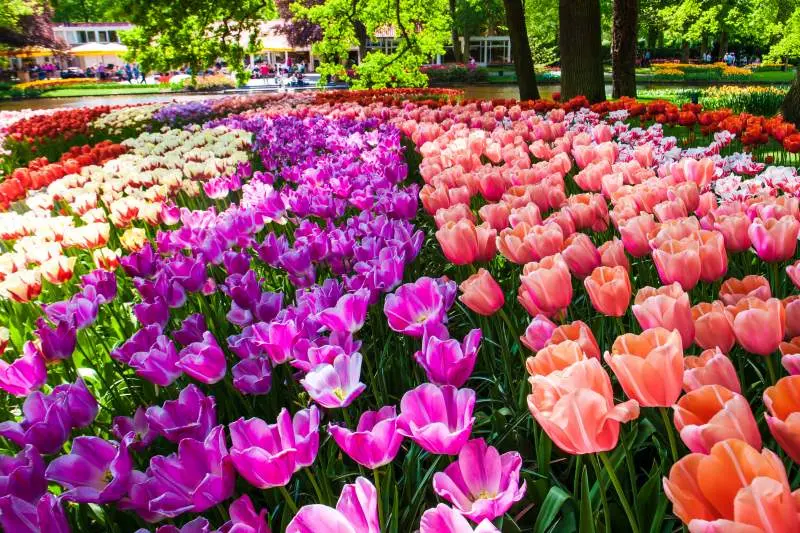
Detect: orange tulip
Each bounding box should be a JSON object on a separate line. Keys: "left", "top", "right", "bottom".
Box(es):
{"left": 652, "top": 238, "right": 702, "bottom": 291}
{"left": 548, "top": 320, "right": 601, "bottom": 359}
{"left": 497, "top": 222, "right": 536, "bottom": 264}
{"left": 684, "top": 348, "right": 741, "bottom": 394}
{"left": 584, "top": 266, "right": 631, "bottom": 317}
{"left": 719, "top": 275, "right": 771, "bottom": 306}
{"left": 725, "top": 297, "right": 785, "bottom": 356}
{"left": 459, "top": 269, "right": 504, "bottom": 316}
{"left": 598, "top": 237, "right": 630, "bottom": 272}
{"left": 691, "top": 301, "right": 735, "bottom": 353}
{"left": 764, "top": 375, "right": 800, "bottom": 464}
{"left": 526, "top": 340, "right": 587, "bottom": 377}
{"left": 561, "top": 233, "right": 601, "bottom": 279}
{"left": 697, "top": 230, "right": 728, "bottom": 283}
{"left": 519, "top": 254, "right": 573, "bottom": 317}
{"left": 605, "top": 328, "right": 684, "bottom": 407}
{"left": 779, "top": 337, "right": 800, "bottom": 376}
{"left": 527, "top": 358, "right": 639, "bottom": 454}
{"left": 673, "top": 385, "right": 761, "bottom": 454}
{"left": 663, "top": 439, "right": 795, "bottom": 528}
{"left": 632, "top": 284, "right": 695, "bottom": 349}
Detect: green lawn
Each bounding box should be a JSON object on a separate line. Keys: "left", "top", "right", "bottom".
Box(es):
{"left": 38, "top": 85, "right": 171, "bottom": 97}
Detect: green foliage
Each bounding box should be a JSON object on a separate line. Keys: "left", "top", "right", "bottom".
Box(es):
{"left": 297, "top": 0, "right": 451, "bottom": 88}
{"left": 50, "top": 0, "right": 117, "bottom": 22}
{"left": 0, "top": 0, "right": 34, "bottom": 30}
{"left": 767, "top": 7, "right": 800, "bottom": 61}
{"left": 422, "top": 64, "right": 489, "bottom": 82}
{"left": 524, "top": 0, "right": 559, "bottom": 65}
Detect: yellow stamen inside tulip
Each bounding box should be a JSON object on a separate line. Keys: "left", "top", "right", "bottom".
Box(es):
{"left": 333, "top": 387, "right": 347, "bottom": 401}
{"left": 476, "top": 490, "right": 496, "bottom": 500}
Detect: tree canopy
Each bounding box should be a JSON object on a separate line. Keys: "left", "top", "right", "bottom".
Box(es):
{"left": 0, "top": 0, "right": 62, "bottom": 48}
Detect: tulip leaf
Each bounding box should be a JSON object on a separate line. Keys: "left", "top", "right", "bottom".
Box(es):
{"left": 534, "top": 485, "right": 570, "bottom": 533}
{"left": 579, "top": 467, "right": 596, "bottom": 533}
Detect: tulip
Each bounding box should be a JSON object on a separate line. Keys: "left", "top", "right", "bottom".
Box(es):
{"left": 663, "top": 439, "right": 792, "bottom": 526}
{"left": 508, "top": 204, "right": 542, "bottom": 228}
{"left": 764, "top": 375, "right": 800, "bottom": 464}
{"left": 605, "top": 328, "right": 684, "bottom": 407}
{"left": 225, "top": 494, "right": 271, "bottom": 533}
{"left": 496, "top": 223, "right": 536, "bottom": 264}
{"left": 232, "top": 357, "right": 273, "bottom": 395}
{"left": 520, "top": 314, "right": 558, "bottom": 352}
{"left": 526, "top": 340, "right": 587, "bottom": 376}
{"left": 633, "top": 284, "right": 695, "bottom": 349}
{"left": 783, "top": 295, "right": 800, "bottom": 339}
{"left": 398, "top": 383, "right": 475, "bottom": 455}
{"left": 673, "top": 385, "right": 761, "bottom": 454}
{"left": 619, "top": 213, "right": 657, "bottom": 257}
{"left": 45, "top": 436, "right": 132, "bottom": 503}
{"left": 415, "top": 330, "right": 481, "bottom": 387}
{"left": 519, "top": 253, "right": 572, "bottom": 317}
{"left": 177, "top": 331, "right": 227, "bottom": 384}
{"left": 0, "top": 269, "right": 42, "bottom": 303}
{"left": 459, "top": 269, "right": 504, "bottom": 316}
{"left": 300, "top": 352, "right": 366, "bottom": 409}
{"left": 432, "top": 438, "right": 526, "bottom": 523}
{"left": 39, "top": 256, "right": 76, "bottom": 285}
{"left": 120, "top": 227, "right": 147, "bottom": 252}
{"left": 434, "top": 204, "right": 476, "bottom": 228}
{"left": 787, "top": 260, "right": 800, "bottom": 289}
{"left": 36, "top": 318, "right": 77, "bottom": 362}
{"left": 0, "top": 493, "right": 70, "bottom": 533}
{"left": 420, "top": 504, "right": 500, "bottom": 533}
{"left": 719, "top": 275, "right": 771, "bottom": 306}
{"left": 328, "top": 405, "right": 404, "bottom": 469}
{"left": 436, "top": 220, "right": 480, "bottom": 265}
{"left": 384, "top": 277, "right": 452, "bottom": 338}
{"left": 112, "top": 407, "right": 156, "bottom": 452}
{"left": 548, "top": 320, "right": 601, "bottom": 359}
{"left": 478, "top": 202, "right": 510, "bottom": 231}
{"left": 598, "top": 237, "right": 630, "bottom": 272}
{"left": 146, "top": 384, "right": 217, "bottom": 443}
{"left": 584, "top": 265, "right": 631, "bottom": 317}
{"left": 92, "top": 247, "right": 120, "bottom": 271}
{"left": 652, "top": 238, "right": 702, "bottom": 290}
{"left": 561, "top": 233, "right": 601, "bottom": 279}
{"left": 725, "top": 297, "right": 785, "bottom": 356}
{"left": 748, "top": 215, "right": 800, "bottom": 262}
{"left": 251, "top": 319, "right": 299, "bottom": 365}
{"left": 712, "top": 213, "right": 752, "bottom": 253}
{"left": 287, "top": 477, "right": 379, "bottom": 533}
{"left": 0, "top": 445, "right": 46, "bottom": 502}
{"left": 780, "top": 337, "right": 800, "bottom": 375}
{"left": 0, "top": 342, "right": 46, "bottom": 397}
{"left": 697, "top": 230, "right": 728, "bottom": 282}
{"left": 691, "top": 301, "right": 735, "bottom": 353}
{"left": 527, "top": 358, "right": 639, "bottom": 454}
{"left": 684, "top": 348, "right": 741, "bottom": 394}
{"left": 230, "top": 407, "right": 320, "bottom": 489}
{"left": 317, "top": 289, "right": 370, "bottom": 335}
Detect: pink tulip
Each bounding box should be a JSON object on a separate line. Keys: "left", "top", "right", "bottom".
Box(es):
{"left": 459, "top": 269, "right": 504, "bottom": 316}
{"left": 561, "top": 233, "right": 601, "bottom": 279}
{"left": 520, "top": 315, "right": 558, "bottom": 352}
{"left": 287, "top": 477, "right": 379, "bottom": 533}
{"left": 683, "top": 348, "right": 741, "bottom": 394}
{"left": 329, "top": 406, "right": 404, "bottom": 469}
{"left": 415, "top": 330, "right": 481, "bottom": 387}
{"left": 598, "top": 237, "right": 630, "bottom": 272}
{"left": 519, "top": 253, "right": 573, "bottom": 317}
{"left": 652, "top": 238, "right": 702, "bottom": 291}
{"left": 619, "top": 214, "right": 657, "bottom": 257}
{"left": 398, "top": 383, "right": 475, "bottom": 455}
{"left": 420, "top": 505, "right": 500, "bottom": 533}
{"left": 712, "top": 213, "right": 752, "bottom": 253}
{"left": 300, "top": 352, "right": 366, "bottom": 409}
{"left": 725, "top": 297, "right": 785, "bottom": 356}
{"left": 633, "top": 284, "right": 695, "bottom": 349}
{"left": 787, "top": 260, "right": 800, "bottom": 289}
{"left": 748, "top": 215, "right": 800, "bottom": 262}
{"left": 478, "top": 203, "right": 510, "bottom": 231}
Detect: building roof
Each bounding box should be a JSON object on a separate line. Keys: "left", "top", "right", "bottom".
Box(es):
{"left": 52, "top": 22, "right": 133, "bottom": 29}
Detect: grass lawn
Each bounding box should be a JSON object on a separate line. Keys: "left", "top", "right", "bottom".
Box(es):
{"left": 38, "top": 85, "right": 171, "bottom": 97}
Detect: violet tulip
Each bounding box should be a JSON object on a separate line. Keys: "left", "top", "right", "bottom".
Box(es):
{"left": 45, "top": 436, "right": 132, "bottom": 503}
{"left": 232, "top": 357, "right": 273, "bottom": 395}
{"left": 384, "top": 277, "right": 452, "bottom": 338}
{"left": 112, "top": 407, "right": 156, "bottom": 452}
{"left": 287, "top": 477, "right": 379, "bottom": 533}
{"left": 177, "top": 331, "right": 228, "bottom": 384}
{"left": 420, "top": 504, "right": 500, "bottom": 533}
{"left": 145, "top": 384, "right": 217, "bottom": 443}
{"left": 35, "top": 318, "right": 76, "bottom": 362}
{"left": 398, "top": 383, "right": 476, "bottom": 455}
{"left": 318, "top": 288, "right": 370, "bottom": 334}
{"left": 300, "top": 352, "right": 366, "bottom": 409}
{"left": 0, "top": 445, "right": 46, "bottom": 502}
{"left": 414, "top": 329, "right": 481, "bottom": 387}
{"left": 328, "top": 405, "right": 404, "bottom": 469}
{"left": 0, "top": 342, "right": 46, "bottom": 397}
{"left": 0, "top": 493, "right": 69, "bottom": 533}
{"left": 433, "top": 438, "right": 526, "bottom": 523}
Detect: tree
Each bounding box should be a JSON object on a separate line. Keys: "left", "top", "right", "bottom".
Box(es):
{"left": 524, "top": 0, "right": 559, "bottom": 66}
{"left": 297, "top": 0, "right": 451, "bottom": 88}
{"left": 275, "top": 0, "right": 324, "bottom": 47}
{"left": 0, "top": 0, "right": 62, "bottom": 49}
{"left": 611, "top": 0, "right": 637, "bottom": 98}
{"left": 559, "top": 0, "right": 605, "bottom": 102}
{"left": 51, "top": 0, "right": 116, "bottom": 22}
{"left": 504, "top": 0, "right": 539, "bottom": 100}
{"left": 769, "top": 7, "right": 800, "bottom": 123}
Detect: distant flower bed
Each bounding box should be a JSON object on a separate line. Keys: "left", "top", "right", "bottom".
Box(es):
{"left": 650, "top": 62, "right": 753, "bottom": 82}
{"left": 639, "top": 85, "right": 788, "bottom": 116}
{"left": 14, "top": 78, "right": 101, "bottom": 92}
{"left": 422, "top": 64, "right": 490, "bottom": 83}
{"left": 174, "top": 74, "right": 237, "bottom": 92}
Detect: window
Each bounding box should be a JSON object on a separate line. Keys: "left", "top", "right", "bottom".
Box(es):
{"left": 108, "top": 31, "right": 118, "bottom": 42}
{"left": 78, "top": 31, "right": 88, "bottom": 43}
{"left": 98, "top": 31, "right": 108, "bottom": 42}
{"left": 87, "top": 31, "right": 97, "bottom": 42}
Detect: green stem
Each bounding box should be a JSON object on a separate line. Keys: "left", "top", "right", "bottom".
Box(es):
{"left": 278, "top": 485, "right": 299, "bottom": 515}
{"left": 304, "top": 468, "right": 325, "bottom": 505}
{"left": 598, "top": 452, "right": 640, "bottom": 533}
{"left": 766, "top": 354, "right": 778, "bottom": 385}
{"left": 659, "top": 407, "right": 680, "bottom": 463}
{"left": 374, "top": 468, "right": 385, "bottom": 530}
{"left": 590, "top": 454, "right": 611, "bottom": 533}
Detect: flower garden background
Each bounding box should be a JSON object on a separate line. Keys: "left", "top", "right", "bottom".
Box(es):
{"left": 0, "top": 88, "right": 799, "bottom": 532}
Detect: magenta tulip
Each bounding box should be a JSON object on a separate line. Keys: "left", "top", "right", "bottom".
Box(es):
{"left": 398, "top": 383, "right": 475, "bottom": 455}
{"left": 414, "top": 329, "right": 481, "bottom": 387}
{"left": 287, "top": 477, "right": 379, "bottom": 533}
{"left": 328, "top": 406, "right": 404, "bottom": 469}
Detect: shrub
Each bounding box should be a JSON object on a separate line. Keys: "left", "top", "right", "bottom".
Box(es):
{"left": 421, "top": 64, "right": 489, "bottom": 83}
{"left": 176, "top": 74, "right": 237, "bottom": 92}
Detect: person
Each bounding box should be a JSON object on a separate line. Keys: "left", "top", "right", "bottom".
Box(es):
{"left": 644, "top": 50, "right": 651, "bottom": 67}
{"left": 260, "top": 63, "right": 269, "bottom": 78}
{"left": 125, "top": 63, "right": 133, "bottom": 83}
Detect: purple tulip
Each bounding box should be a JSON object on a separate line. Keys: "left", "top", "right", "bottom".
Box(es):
{"left": 232, "top": 357, "right": 272, "bottom": 395}
{"left": 229, "top": 406, "right": 319, "bottom": 488}
{"left": 420, "top": 504, "right": 500, "bottom": 533}
{"left": 112, "top": 407, "right": 156, "bottom": 452}
{"left": 0, "top": 342, "right": 46, "bottom": 397}
{"left": 432, "top": 438, "right": 526, "bottom": 522}
{"left": 223, "top": 251, "right": 252, "bottom": 276}
{"left": 0, "top": 445, "right": 46, "bottom": 502}
{"left": 43, "top": 293, "right": 98, "bottom": 330}
{"left": 177, "top": 331, "right": 227, "bottom": 384}
{"left": 46, "top": 436, "right": 132, "bottom": 503}
{"left": 398, "top": 384, "right": 476, "bottom": 455}
{"left": 167, "top": 256, "right": 208, "bottom": 293}
{"left": 119, "top": 470, "right": 168, "bottom": 523}
{"left": 51, "top": 378, "right": 99, "bottom": 428}
{"left": 35, "top": 318, "right": 76, "bottom": 362}
{"left": 228, "top": 326, "right": 263, "bottom": 359}
{"left": 521, "top": 315, "right": 558, "bottom": 352}
{"left": 287, "top": 477, "right": 379, "bottom": 533}
{"left": 134, "top": 298, "right": 171, "bottom": 328}
{"left": 80, "top": 269, "right": 117, "bottom": 304}
{"left": 384, "top": 277, "right": 451, "bottom": 338}
{"left": 219, "top": 494, "right": 271, "bottom": 533}
{"left": 317, "top": 289, "right": 370, "bottom": 334}
{"left": 174, "top": 314, "right": 208, "bottom": 346}
{"left": 291, "top": 343, "right": 349, "bottom": 373}
{"left": 146, "top": 517, "right": 212, "bottom": 533}
{"left": 300, "top": 352, "right": 366, "bottom": 409}
{"left": 114, "top": 325, "right": 182, "bottom": 386}
{"left": 0, "top": 493, "right": 70, "bottom": 533}
{"left": 252, "top": 319, "right": 299, "bottom": 364}
{"left": 415, "top": 329, "right": 481, "bottom": 388}
{"left": 146, "top": 385, "right": 217, "bottom": 443}
{"left": 328, "top": 405, "right": 404, "bottom": 469}
{"left": 121, "top": 242, "right": 157, "bottom": 277}
{"left": 146, "top": 425, "right": 235, "bottom": 517}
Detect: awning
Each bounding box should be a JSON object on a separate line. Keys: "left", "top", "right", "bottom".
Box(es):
{"left": 70, "top": 43, "right": 128, "bottom": 56}
{"left": 0, "top": 46, "right": 58, "bottom": 58}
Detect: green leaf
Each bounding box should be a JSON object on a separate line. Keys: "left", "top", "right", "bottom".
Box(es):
{"left": 534, "top": 486, "right": 571, "bottom": 533}
{"left": 579, "top": 467, "right": 596, "bottom": 533}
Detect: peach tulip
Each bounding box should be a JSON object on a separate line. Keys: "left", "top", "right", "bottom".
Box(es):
{"left": 652, "top": 238, "right": 702, "bottom": 291}
{"left": 632, "top": 284, "right": 695, "bottom": 349}
{"left": 527, "top": 358, "right": 639, "bottom": 454}
{"left": 673, "top": 385, "right": 761, "bottom": 454}
{"left": 647, "top": 217, "right": 700, "bottom": 250}
{"left": 548, "top": 321, "right": 601, "bottom": 359}
{"left": 783, "top": 295, "right": 800, "bottom": 340}
{"left": 508, "top": 204, "right": 542, "bottom": 228}
{"left": 523, "top": 224, "right": 564, "bottom": 262}
{"left": 725, "top": 297, "right": 785, "bottom": 356}
{"left": 684, "top": 348, "right": 741, "bottom": 394}
{"left": 526, "top": 340, "right": 587, "bottom": 377}
{"left": 605, "top": 328, "right": 684, "bottom": 407}
{"left": 787, "top": 260, "right": 800, "bottom": 290}
{"left": 478, "top": 202, "right": 510, "bottom": 231}
{"left": 695, "top": 191, "right": 718, "bottom": 218}
{"left": 436, "top": 220, "right": 480, "bottom": 265}
{"left": 519, "top": 254, "right": 572, "bottom": 317}
{"left": 619, "top": 213, "right": 657, "bottom": 257}
{"left": 697, "top": 230, "right": 728, "bottom": 283}
{"left": 561, "top": 233, "right": 601, "bottom": 279}
{"left": 764, "top": 375, "right": 800, "bottom": 464}
{"left": 584, "top": 266, "right": 631, "bottom": 317}
{"left": 712, "top": 213, "right": 752, "bottom": 253}
{"left": 668, "top": 182, "right": 700, "bottom": 213}
{"left": 598, "top": 238, "right": 630, "bottom": 272}
{"left": 691, "top": 301, "right": 735, "bottom": 353}
{"left": 459, "top": 269, "right": 504, "bottom": 317}
{"left": 544, "top": 210, "right": 576, "bottom": 238}
{"left": 497, "top": 223, "right": 536, "bottom": 264}
{"left": 654, "top": 198, "right": 688, "bottom": 222}
{"left": 748, "top": 215, "right": 800, "bottom": 262}
{"left": 719, "top": 275, "right": 771, "bottom": 306}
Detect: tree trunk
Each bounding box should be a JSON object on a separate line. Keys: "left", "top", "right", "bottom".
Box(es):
{"left": 353, "top": 21, "right": 368, "bottom": 62}
{"left": 700, "top": 33, "right": 708, "bottom": 59}
{"left": 646, "top": 27, "right": 658, "bottom": 49}
{"left": 503, "top": 0, "right": 540, "bottom": 100}
{"left": 449, "top": 0, "right": 462, "bottom": 63}
{"left": 719, "top": 31, "right": 728, "bottom": 59}
{"left": 681, "top": 39, "right": 689, "bottom": 63}
{"left": 611, "top": 0, "right": 637, "bottom": 98}
{"left": 462, "top": 32, "right": 471, "bottom": 62}
{"left": 781, "top": 68, "right": 800, "bottom": 125}
{"left": 559, "top": 0, "right": 605, "bottom": 102}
